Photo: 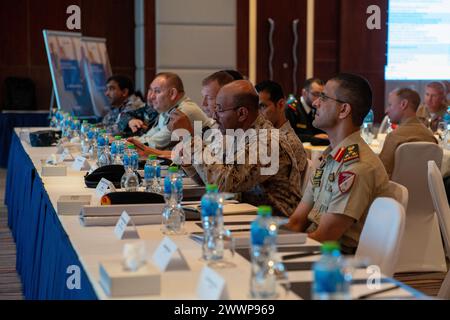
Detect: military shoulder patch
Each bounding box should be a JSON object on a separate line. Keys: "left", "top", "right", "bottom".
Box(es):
{"left": 343, "top": 144, "right": 360, "bottom": 165}
{"left": 338, "top": 171, "right": 356, "bottom": 193}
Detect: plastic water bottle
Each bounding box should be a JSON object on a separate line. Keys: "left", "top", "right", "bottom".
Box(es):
{"left": 144, "top": 155, "right": 162, "bottom": 193}
{"left": 97, "top": 135, "right": 112, "bottom": 167}
{"left": 120, "top": 145, "right": 139, "bottom": 191}
{"left": 111, "top": 136, "right": 124, "bottom": 165}
{"left": 161, "top": 166, "right": 185, "bottom": 234}
{"left": 362, "top": 109, "right": 374, "bottom": 144}
{"left": 200, "top": 184, "right": 225, "bottom": 261}
{"left": 249, "top": 205, "right": 278, "bottom": 299}
{"left": 80, "top": 120, "right": 90, "bottom": 139}
{"left": 88, "top": 127, "right": 98, "bottom": 161}
{"left": 81, "top": 128, "right": 91, "bottom": 155}
{"left": 445, "top": 106, "right": 450, "bottom": 149}
{"left": 70, "top": 117, "right": 81, "bottom": 141}
{"left": 312, "top": 241, "right": 350, "bottom": 300}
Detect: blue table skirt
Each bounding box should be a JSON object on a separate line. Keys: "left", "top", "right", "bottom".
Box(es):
{"left": 5, "top": 133, "right": 97, "bottom": 299}
{"left": 0, "top": 112, "right": 49, "bottom": 168}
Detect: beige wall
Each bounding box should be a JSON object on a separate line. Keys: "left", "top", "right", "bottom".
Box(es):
{"left": 155, "top": 0, "right": 237, "bottom": 105}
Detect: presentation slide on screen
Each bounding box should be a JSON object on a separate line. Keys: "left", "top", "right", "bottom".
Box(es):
{"left": 385, "top": 0, "right": 450, "bottom": 80}
{"left": 43, "top": 30, "right": 112, "bottom": 117}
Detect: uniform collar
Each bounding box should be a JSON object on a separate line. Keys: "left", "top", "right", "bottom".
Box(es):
{"left": 322, "top": 131, "right": 363, "bottom": 162}
{"left": 300, "top": 96, "right": 312, "bottom": 114}
{"left": 162, "top": 95, "right": 188, "bottom": 116}
{"left": 400, "top": 116, "right": 421, "bottom": 126}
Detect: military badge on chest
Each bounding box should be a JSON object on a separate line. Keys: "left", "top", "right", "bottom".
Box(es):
{"left": 312, "top": 168, "right": 324, "bottom": 188}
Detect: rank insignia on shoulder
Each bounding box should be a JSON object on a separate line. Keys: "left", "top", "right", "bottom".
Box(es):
{"left": 333, "top": 147, "right": 346, "bottom": 162}
{"left": 312, "top": 168, "right": 324, "bottom": 187}
{"left": 296, "top": 123, "right": 307, "bottom": 129}
{"left": 338, "top": 171, "right": 356, "bottom": 193}
{"left": 343, "top": 144, "right": 360, "bottom": 165}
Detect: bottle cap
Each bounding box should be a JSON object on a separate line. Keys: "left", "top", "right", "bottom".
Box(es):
{"left": 168, "top": 166, "right": 178, "bottom": 173}
{"left": 148, "top": 155, "right": 157, "bottom": 160}
{"left": 206, "top": 184, "right": 218, "bottom": 192}
{"left": 114, "top": 135, "right": 122, "bottom": 140}
{"left": 321, "top": 241, "right": 340, "bottom": 254}
{"left": 83, "top": 120, "right": 88, "bottom": 123}
{"left": 127, "top": 144, "right": 136, "bottom": 149}
{"left": 257, "top": 205, "right": 272, "bottom": 217}
{"left": 100, "top": 129, "right": 107, "bottom": 133}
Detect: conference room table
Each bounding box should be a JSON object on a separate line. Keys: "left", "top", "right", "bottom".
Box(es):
{"left": 5, "top": 127, "right": 427, "bottom": 300}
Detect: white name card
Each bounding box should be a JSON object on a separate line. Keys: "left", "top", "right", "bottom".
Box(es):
{"left": 95, "top": 178, "right": 116, "bottom": 198}
{"left": 72, "top": 156, "right": 90, "bottom": 171}
{"left": 59, "top": 148, "right": 74, "bottom": 162}
{"left": 197, "top": 266, "right": 228, "bottom": 300}
{"left": 151, "top": 236, "right": 180, "bottom": 272}
{"left": 114, "top": 211, "right": 131, "bottom": 239}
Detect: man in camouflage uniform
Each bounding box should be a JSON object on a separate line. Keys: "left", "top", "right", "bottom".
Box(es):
{"left": 103, "top": 75, "right": 145, "bottom": 136}
{"left": 255, "top": 80, "right": 308, "bottom": 192}
{"left": 287, "top": 73, "right": 392, "bottom": 253}
{"left": 171, "top": 80, "right": 302, "bottom": 217}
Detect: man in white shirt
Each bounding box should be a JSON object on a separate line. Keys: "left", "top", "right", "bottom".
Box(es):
{"left": 133, "top": 72, "right": 209, "bottom": 150}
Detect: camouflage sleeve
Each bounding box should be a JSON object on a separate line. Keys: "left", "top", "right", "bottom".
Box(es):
{"left": 190, "top": 134, "right": 278, "bottom": 193}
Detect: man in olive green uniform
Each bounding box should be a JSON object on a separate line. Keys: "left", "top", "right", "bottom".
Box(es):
{"left": 379, "top": 88, "right": 437, "bottom": 177}
{"left": 255, "top": 80, "right": 308, "bottom": 192}
{"left": 170, "top": 80, "right": 302, "bottom": 217}
{"left": 416, "top": 81, "right": 448, "bottom": 132}
{"left": 287, "top": 73, "right": 391, "bottom": 253}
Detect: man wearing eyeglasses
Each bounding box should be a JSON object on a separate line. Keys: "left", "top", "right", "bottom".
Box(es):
{"left": 286, "top": 73, "right": 392, "bottom": 254}
{"left": 172, "top": 80, "right": 302, "bottom": 217}
{"left": 285, "top": 78, "right": 328, "bottom": 144}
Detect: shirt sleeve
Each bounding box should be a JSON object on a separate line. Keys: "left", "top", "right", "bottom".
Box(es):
{"left": 301, "top": 180, "right": 314, "bottom": 206}
{"left": 327, "top": 163, "right": 374, "bottom": 221}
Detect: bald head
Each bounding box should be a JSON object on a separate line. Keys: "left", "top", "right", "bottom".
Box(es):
{"left": 214, "top": 80, "right": 260, "bottom": 133}
{"left": 219, "top": 80, "right": 259, "bottom": 113}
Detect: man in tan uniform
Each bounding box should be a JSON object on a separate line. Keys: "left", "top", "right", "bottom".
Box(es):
{"left": 416, "top": 81, "right": 448, "bottom": 132}
{"left": 170, "top": 80, "right": 302, "bottom": 217}
{"left": 286, "top": 73, "right": 391, "bottom": 253}
{"left": 255, "top": 80, "right": 308, "bottom": 192}
{"left": 379, "top": 88, "right": 437, "bottom": 177}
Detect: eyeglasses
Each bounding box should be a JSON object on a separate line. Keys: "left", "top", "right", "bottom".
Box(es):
{"left": 318, "top": 92, "right": 347, "bottom": 104}
{"left": 215, "top": 105, "right": 241, "bottom": 114}
{"left": 308, "top": 91, "right": 321, "bottom": 98}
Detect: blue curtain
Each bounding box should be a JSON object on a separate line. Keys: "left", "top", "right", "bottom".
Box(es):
{"left": 5, "top": 133, "right": 97, "bottom": 299}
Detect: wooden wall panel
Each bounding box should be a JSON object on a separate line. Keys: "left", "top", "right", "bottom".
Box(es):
{"left": 236, "top": 0, "right": 249, "bottom": 78}
{"left": 256, "top": 0, "right": 307, "bottom": 94}
{"left": 339, "top": 0, "right": 388, "bottom": 123}
{"left": 313, "top": 0, "right": 340, "bottom": 82}
{"left": 0, "top": 0, "right": 135, "bottom": 111}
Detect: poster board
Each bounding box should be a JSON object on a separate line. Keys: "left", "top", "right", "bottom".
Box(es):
{"left": 81, "top": 37, "right": 113, "bottom": 117}
{"left": 43, "top": 30, "right": 113, "bottom": 117}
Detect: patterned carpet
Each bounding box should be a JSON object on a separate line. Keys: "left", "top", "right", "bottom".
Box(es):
{"left": 0, "top": 169, "right": 23, "bottom": 300}
{"left": 0, "top": 168, "right": 447, "bottom": 299}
